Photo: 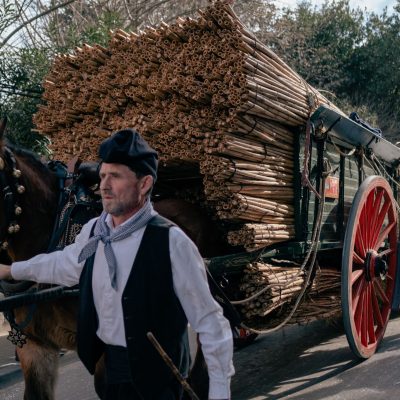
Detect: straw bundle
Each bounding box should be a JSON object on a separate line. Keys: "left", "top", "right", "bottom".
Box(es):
{"left": 34, "top": 0, "right": 340, "bottom": 251}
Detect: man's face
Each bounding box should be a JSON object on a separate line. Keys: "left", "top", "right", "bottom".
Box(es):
{"left": 99, "top": 163, "right": 149, "bottom": 218}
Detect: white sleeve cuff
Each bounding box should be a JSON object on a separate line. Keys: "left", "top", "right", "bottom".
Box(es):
{"left": 11, "top": 261, "right": 30, "bottom": 281}
{"left": 208, "top": 377, "right": 231, "bottom": 399}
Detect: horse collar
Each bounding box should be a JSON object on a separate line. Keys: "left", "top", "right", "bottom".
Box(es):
{"left": 0, "top": 146, "right": 24, "bottom": 251}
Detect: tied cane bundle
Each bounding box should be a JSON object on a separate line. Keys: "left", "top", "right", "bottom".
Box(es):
{"left": 238, "top": 261, "right": 341, "bottom": 326}
{"left": 34, "top": 0, "right": 342, "bottom": 252}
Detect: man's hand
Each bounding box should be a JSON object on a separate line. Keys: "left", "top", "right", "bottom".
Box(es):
{"left": 0, "top": 264, "right": 12, "bottom": 280}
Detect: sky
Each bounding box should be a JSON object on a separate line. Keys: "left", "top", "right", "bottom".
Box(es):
{"left": 273, "top": 0, "right": 398, "bottom": 14}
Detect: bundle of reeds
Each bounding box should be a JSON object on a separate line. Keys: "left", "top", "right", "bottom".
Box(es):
{"left": 238, "top": 261, "right": 341, "bottom": 324}
{"left": 227, "top": 223, "right": 295, "bottom": 251}
{"left": 33, "top": 0, "right": 341, "bottom": 251}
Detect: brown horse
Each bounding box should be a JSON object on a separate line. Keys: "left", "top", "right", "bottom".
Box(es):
{"left": 0, "top": 119, "right": 229, "bottom": 399}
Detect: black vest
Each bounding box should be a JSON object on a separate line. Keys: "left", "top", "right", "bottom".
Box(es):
{"left": 77, "top": 215, "right": 190, "bottom": 398}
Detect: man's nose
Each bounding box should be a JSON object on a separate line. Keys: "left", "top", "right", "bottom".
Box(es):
{"left": 100, "top": 176, "right": 110, "bottom": 189}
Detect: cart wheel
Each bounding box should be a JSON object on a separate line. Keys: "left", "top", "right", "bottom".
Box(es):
{"left": 342, "top": 175, "right": 398, "bottom": 359}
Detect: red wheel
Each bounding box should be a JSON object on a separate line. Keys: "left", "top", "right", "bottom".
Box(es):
{"left": 342, "top": 176, "right": 398, "bottom": 358}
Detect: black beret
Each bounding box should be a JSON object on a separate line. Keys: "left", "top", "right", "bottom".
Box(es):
{"left": 99, "top": 129, "right": 158, "bottom": 179}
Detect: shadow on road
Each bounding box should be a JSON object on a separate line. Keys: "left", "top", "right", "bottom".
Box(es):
{"left": 231, "top": 318, "right": 400, "bottom": 400}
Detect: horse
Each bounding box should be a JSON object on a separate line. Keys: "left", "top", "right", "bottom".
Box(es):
{"left": 0, "top": 118, "right": 232, "bottom": 400}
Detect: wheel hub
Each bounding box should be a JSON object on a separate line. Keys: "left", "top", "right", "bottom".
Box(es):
{"left": 365, "top": 250, "right": 388, "bottom": 281}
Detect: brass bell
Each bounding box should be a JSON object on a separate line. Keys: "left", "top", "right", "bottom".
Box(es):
{"left": 17, "top": 185, "right": 25, "bottom": 194}
{"left": 0, "top": 157, "right": 4, "bottom": 171}
{"left": 15, "top": 206, "right": 22, "bottom": 215}
{"left": 12, "top": 169, "right": 21, "bottom": 178}
{"left": 1, "top": 241, "right": 8, "bottom": 250}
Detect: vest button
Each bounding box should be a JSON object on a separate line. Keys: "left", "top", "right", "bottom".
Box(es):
{"left": 127, "top": 336, "right": 134, "bottom": 341}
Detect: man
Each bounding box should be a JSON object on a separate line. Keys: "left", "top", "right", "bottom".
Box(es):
{"left": 0, "top": 128, "right": 234, "bottom": 400}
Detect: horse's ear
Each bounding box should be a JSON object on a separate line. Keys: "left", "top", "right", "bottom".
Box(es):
{"left": 0, "top": 117, "right": 7, "bottom": 139}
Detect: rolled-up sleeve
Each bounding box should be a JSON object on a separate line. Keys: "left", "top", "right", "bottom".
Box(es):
{"left": 11, "top": 219, "right": 96, "bottom": 287}
{"left": 170, "top": 227, "right": 234, "bottom": 399}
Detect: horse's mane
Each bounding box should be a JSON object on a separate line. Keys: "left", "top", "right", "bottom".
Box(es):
{"left": 7, "top": 143, "right": 49, "bottom": 173}
{"left": 7, "top": 142, "right": 55, "bottom": 178}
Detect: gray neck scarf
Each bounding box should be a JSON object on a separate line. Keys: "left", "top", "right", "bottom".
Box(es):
{"left": 78, "top": 198, "right": 154, "bottom": 290}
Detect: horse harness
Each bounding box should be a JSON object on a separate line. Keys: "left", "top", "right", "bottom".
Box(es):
{"left": 0, "top": 146, "right": 25, "bottom": 252}
{"left": 0, "top": 152, "right": 102, "bottom": 347}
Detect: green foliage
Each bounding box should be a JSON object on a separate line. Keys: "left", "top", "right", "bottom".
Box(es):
{"left": 257, "top": 0, "right": 399, "bottom": 136}
{"left": 269, "top": 0, "right": 365, "bottom": 93}
{"left": 0, "top": 47, "right": 52, "bottom": 154}
{"left": 1, "top": 97, "right": 51, "bottom": 155}
{"left": 81, "top": 11, "right": 123, "bottom": 46}
{"left": 46, "top": 8, "right": 124, "bottom": 52}
{"left": 1, "top": 3, "right": 126, "bottom": 155}
{"left": 346, "top": 7, "right": 400, "bottom": 134}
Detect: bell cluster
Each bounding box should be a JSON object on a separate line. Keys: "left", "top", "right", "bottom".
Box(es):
{"left": 0, "top": 156, "right": 24, "bottom": 251}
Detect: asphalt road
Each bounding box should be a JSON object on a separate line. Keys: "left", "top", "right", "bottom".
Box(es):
{"left": 231, "top": 316, "right": 400, "bottom": 399}
{"left": 1, "top": 316, "right": 400, "bottom": 399}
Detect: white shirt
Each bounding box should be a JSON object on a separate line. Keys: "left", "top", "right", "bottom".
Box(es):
{"left": 11, "top": 212, "right": 234, "bottom": 399}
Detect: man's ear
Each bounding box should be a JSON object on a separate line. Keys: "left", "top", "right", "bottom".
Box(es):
{"left": 140, "top": 175, "right": 154, "bottom": 195}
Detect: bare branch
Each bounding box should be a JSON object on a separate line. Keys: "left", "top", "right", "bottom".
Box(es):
{"left": 14, "top": 0, "right": 48, "bottom": 47}
{"left": 122, "top": 0, "right": 134, "bottom": 22}
{"left": 0, "top": 0, "right": 77, "bottom": 49}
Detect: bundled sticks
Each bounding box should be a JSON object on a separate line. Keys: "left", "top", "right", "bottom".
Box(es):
{"left": 238, "top": 261, "right": 341, "bottom": 324}
{"left": 34, "top": 0, "right": 341, "bottom": 251}
{"left": 227, "top": 223, "right": 295, "bottom": 251}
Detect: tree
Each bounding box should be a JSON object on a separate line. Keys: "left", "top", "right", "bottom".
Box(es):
{"left": 346, "top": 3, "right": 400, "bottom": 136}
{"left": 269, "top": 0, "right": 365, "bottom": 94}
{"left": 0, "top": 47, "right": 51, "bottom": 154}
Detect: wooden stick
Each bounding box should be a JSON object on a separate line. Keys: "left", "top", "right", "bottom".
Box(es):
{"left": 147, "top": 332, "right": 200, "bottom": 400}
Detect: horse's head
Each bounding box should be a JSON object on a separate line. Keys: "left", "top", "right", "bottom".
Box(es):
{"left": 0, "top": 118, "right": 58, "bottom": 260}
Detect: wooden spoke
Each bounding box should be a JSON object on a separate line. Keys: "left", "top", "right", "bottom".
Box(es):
{"left": 353, "top": 251, "right": 364, "bottom": 265}
{"left": 373, "top": 220, "right": 396, "bottom": 251}
{"left": 351, "top": 269, "right": 364, "bottom": 286}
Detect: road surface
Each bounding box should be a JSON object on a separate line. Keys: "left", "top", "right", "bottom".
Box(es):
{"left": 1, "top": 316, "right": 400, "bottom": 399}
